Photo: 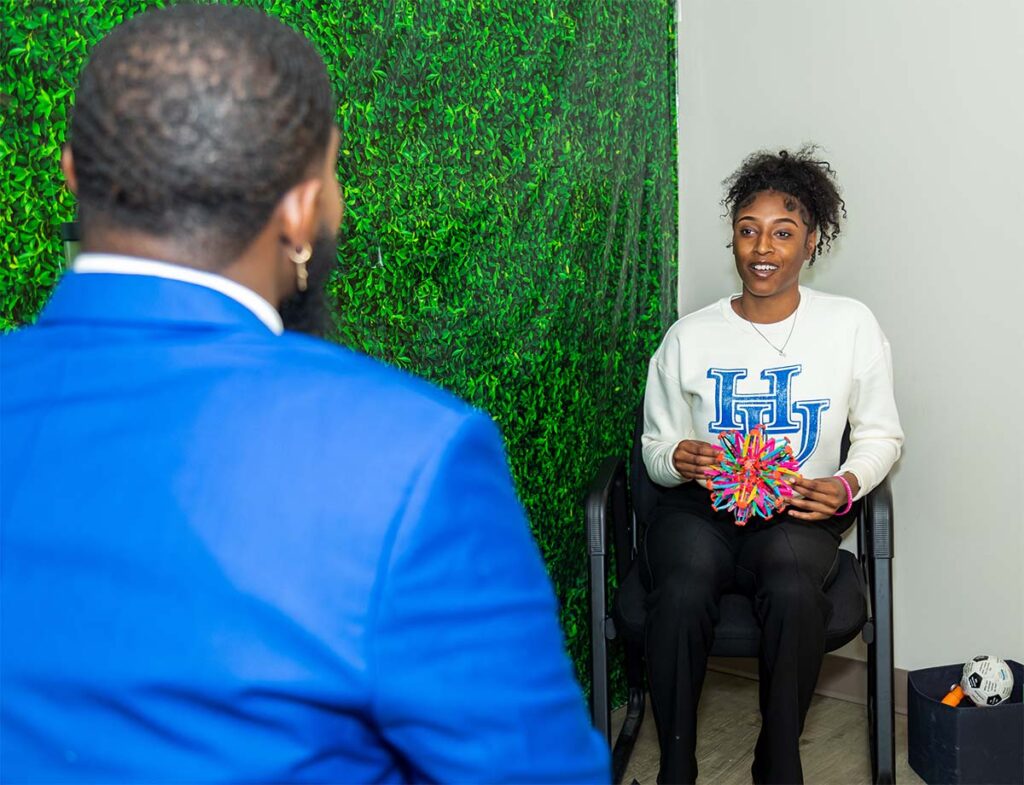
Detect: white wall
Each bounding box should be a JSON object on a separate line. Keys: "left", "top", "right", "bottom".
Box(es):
{"left": 676, "top": 0, "right": 1024, "bottom": 671}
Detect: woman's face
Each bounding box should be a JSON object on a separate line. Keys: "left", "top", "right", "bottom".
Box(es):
{"left": 732, "top": 190, "right": 817, "bottom": 300}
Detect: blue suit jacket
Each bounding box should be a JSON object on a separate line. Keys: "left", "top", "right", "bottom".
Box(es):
{"left": 1, "top": 271, "right": 609, "bottom": 783}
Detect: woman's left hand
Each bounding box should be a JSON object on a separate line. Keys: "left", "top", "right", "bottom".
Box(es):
{"left": 787, "top": 473, "right": 860, "bottom": 521}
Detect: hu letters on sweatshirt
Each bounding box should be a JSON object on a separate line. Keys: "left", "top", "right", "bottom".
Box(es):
{"left": 707, "top": 364, "right": 830, "bottom": 466}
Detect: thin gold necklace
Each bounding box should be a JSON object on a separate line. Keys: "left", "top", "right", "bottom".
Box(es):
{"left": 735, "top": 297, "right": 799, "bottom": 357}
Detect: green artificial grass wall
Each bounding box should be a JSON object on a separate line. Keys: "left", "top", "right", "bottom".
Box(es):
{"left": 1, "top": 0, "right": 677, "bottom": 696}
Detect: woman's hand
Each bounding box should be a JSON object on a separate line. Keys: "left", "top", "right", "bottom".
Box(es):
{"left": 672, "top": 439, "right": 723, "bottom": 481}
{"left": 787, "top": 473, "right": 860, "bottom": 521}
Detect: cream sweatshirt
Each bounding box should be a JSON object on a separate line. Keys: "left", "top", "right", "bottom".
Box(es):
{"left": 641, "top": 287, "right": 903, "bottom": 500}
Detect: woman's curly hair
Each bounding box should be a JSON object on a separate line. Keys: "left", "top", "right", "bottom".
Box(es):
{"left": 722, "top": 145, "right": 846, "bottom": 265}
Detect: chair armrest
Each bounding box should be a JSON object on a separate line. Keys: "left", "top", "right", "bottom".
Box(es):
{"left": 859, "top": 476, "right": 896, "bottom": 782}
{"left": 586, "top": 456, "right": 626, "bottom": 557}
{"left": 859, "top": 475, "right": 894, "bottom": 561}
{"left": 586, "top": 455, "right": 625, "bottom": 742}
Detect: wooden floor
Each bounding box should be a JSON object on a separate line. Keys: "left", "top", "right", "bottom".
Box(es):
{"left": 610, "top": 670, "right": 925, "bottom": 785}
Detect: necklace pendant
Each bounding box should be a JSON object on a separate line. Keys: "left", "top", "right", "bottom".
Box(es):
{"left": 778, "top": 350, "right": 786, "bottom": 357}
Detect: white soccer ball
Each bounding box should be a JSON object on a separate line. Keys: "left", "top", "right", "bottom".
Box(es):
{"left": 961, "top": 655, "right": 1014, "bottom": 707}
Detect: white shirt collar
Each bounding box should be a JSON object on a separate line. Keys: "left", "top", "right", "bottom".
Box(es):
{"left": 72, "top": 253, "right": 284, "bottom": 335}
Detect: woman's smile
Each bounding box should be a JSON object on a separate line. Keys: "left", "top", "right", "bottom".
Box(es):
{"left": 750, "top": 262, "right": 779, "bottom": 277}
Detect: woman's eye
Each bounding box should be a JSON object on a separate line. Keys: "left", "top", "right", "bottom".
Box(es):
{"left": 776, "top": 231, "right": 791, "bottom": 239}
{"left": 739, "top": 227, "right": 755, "bottom": 236}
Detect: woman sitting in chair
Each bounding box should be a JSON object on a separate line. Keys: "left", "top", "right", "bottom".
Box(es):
{"left": 641, "top": 147, "right": 903, "bottom": 784}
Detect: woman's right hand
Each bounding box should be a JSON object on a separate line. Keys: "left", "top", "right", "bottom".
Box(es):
{"left": 671, "top": 439, "right": 723, "bottom": 481}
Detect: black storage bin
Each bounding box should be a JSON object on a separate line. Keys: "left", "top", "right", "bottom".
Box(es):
{"left": 908, "top": 660, "right": 1023, "bottom": 785}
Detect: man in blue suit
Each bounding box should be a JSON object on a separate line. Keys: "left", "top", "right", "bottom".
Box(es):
{"left": 0, "top": 6, "right": 608, "bottom": 782}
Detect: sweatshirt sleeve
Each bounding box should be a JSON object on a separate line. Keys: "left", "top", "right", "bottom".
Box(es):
{"left": 838, "top": 327, "right": 904, "bottom": 500}
{"left": 641, "top": 343, "right": 692, "bottom": 488}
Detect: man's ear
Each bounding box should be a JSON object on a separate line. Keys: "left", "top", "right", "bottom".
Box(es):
{"left": 276, "top": 178, "right": 323, "bottom": 250}
{"left": 61, "top": 146, "right": 78, "bottom": 195}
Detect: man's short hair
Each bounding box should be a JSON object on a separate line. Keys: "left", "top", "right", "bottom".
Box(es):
{"left": 70, "top": 4, "right": 335, "bottom": 263}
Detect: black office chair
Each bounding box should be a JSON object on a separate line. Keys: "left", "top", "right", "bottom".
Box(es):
{"left": 587, "top": 408, "right": 895, "bottom": 784}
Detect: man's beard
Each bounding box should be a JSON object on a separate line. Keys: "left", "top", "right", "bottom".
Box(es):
{"left": 278, "top": 234, "right": 337, "bottom": 336}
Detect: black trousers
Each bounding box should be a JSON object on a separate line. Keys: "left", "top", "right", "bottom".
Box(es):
{"left": 641, "top": 483, "right": 857, "bottom": 785}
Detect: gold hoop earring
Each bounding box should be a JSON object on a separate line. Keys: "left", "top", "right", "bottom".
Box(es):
{"left": 288, "top": 243, "right": 312, "bottom": 292}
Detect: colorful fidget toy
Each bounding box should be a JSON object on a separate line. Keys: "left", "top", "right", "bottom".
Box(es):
{"left": 704, "top": 424, "right": 802, "bottom": 526}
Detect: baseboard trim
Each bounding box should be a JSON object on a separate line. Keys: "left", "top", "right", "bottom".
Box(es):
{"left": 708, "top": 654, "right": 909, "bottom": 715}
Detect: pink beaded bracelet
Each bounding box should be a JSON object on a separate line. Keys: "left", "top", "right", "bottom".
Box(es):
{"left": 833, "top": 474, "right": 854, "bottom": 516}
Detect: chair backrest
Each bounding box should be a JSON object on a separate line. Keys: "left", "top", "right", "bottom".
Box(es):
{"left": 628, "top": 405, "right": 665, "bottom": 536}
